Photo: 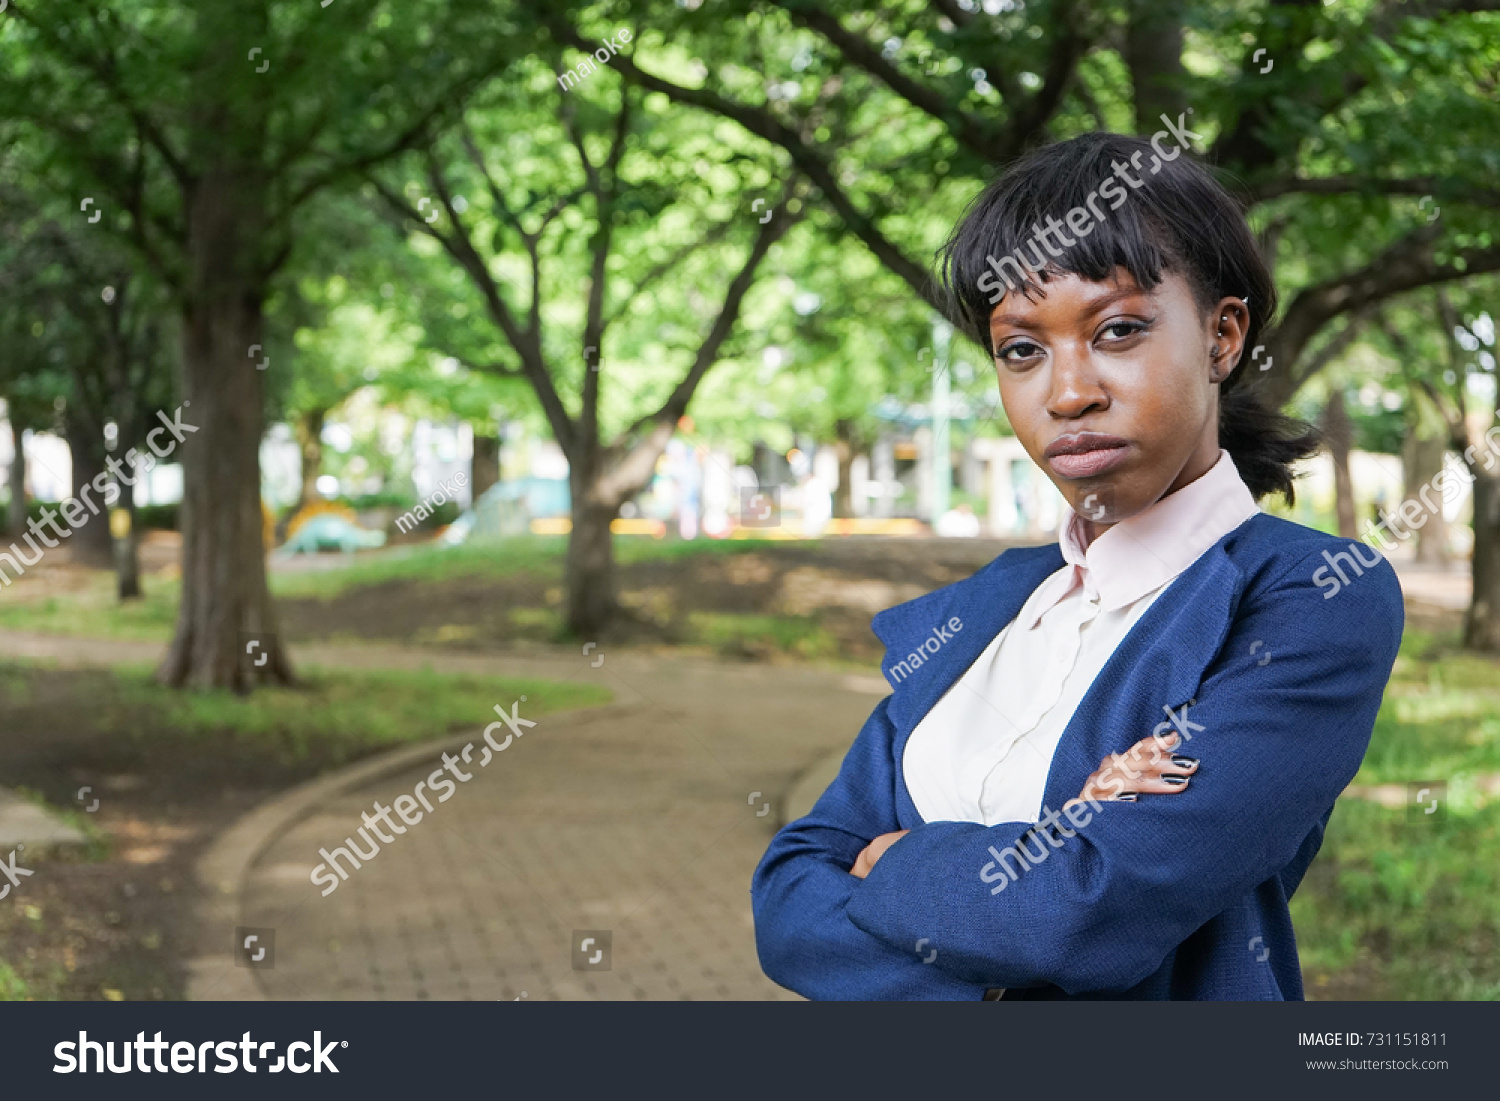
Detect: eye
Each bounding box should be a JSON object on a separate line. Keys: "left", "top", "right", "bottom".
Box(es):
{"left": 1098, "top": 318, "right": 1152, "bottom": 343}
{"left": 995, "top": 339, "right": 1043, "bottom": 364}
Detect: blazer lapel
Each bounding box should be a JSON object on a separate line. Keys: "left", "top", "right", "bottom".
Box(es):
{"left": 876, "top": 546, "right": 1064, "bottom": 739}
{"left": 873, "top": 546, "right": 1063, "bottom": 827}
{"left": 1038, "top": 543, "right": 1247, "bottom": 816}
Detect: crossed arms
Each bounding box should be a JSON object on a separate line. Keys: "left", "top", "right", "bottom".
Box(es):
{"left": 750, "top": 551, "right": 1403, "bottom": 999}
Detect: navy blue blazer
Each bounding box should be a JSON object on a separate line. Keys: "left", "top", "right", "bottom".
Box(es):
{"left": 751, "top": 513, "right": 1403, "bottom": 1000}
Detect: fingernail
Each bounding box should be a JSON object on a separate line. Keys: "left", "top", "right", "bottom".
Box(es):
{"left": 1115, "top": 793, "right": 1139, "bottom": 802}
{"left": 1171, "top": 756, "right": 1198, "bottom": 768}
{"left": 1161, "top": 775, "right": 1189, "bottom": 786}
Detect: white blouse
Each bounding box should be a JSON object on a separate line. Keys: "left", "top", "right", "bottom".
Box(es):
{"left": 902, "top": 451, "right": 1260, "bottom": 826}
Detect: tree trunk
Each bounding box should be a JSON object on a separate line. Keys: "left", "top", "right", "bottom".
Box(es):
{"left": 293, "top": 408, "right": 325, "bottom": 512}
{"left": 157, "top": 168, "right": 292, "bottom": 690}
{"left": 114, "top": 497, "right": 142, "bottom": 600}
{"left": 1404, "top": 427, "right": 1449, "bottom": 566}
{"left": 1466, "top": 467, "right": 1500, "bottom": 651}
{"left": 1125, "top": 0, "right": 1187, "bottom": 130}
{"left": 561, "top": 415, "right": 678, "bottom": 636}
{"left": 564, "top": 495, "right": 618, "bottom": 638}
{"left": 7, "top": 418, "right": 26, "bottom": 537}
{"left": 472, "top": 432, "right": 500, "bottom": 501}
{"left": 1323, "top": 391, "right": 1357, "bottom": 539}
{"left": 112, "top": 428, "right": 143, "bottom": 601}
{"left": 65, "top": 420, "right": 114, "bottom": 567}
{"left": 833, "top": 418, "right": 856, "bottom": 519}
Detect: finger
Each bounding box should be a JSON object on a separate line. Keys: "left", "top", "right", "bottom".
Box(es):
{"left": 1129, "top": 774, "right": 1192, "bottom": 795}
{"left": 1138, "top": 755, "right": 1200, "bottom": 779}
{"left": 1108, "top": 753, "right": 1146, "bottom": 782}
{"left": 1129, "top": 733, "right": 1178, "bottom": 768}
{"left": 1140, "top": 729, "right": 1181, "bottom": 758}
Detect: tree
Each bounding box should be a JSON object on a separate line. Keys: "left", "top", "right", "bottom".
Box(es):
{"left": 1376, "top": 287, "right": 1500, "bottom": 647}
{"left": 276, "top": 205, "right": 525, "bottom": 510}
{"left": 561, "top": 0, "right": 1500, "bottom": 641}
{"left": 370, "top": 46, "right": 805, "bottom": 635}
{"left": 572, "top": 0, "right": 1500, "bottom": 385}
{"left": 0, "top": 167, "right": 176, "bottom": 594}
{"left": 2, "top": 0, "right": 517, "bottom": 688}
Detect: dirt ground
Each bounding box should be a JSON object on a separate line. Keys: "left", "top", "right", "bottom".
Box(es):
{"left": 277, "top": 537, "right": 1021, "bottom": 661}
{"left": 0, "top": 666, "right": 410, "bottom": 1001}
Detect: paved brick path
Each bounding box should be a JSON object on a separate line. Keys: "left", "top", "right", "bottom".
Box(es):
{"left": 232, "top": 649, "right": 887, "bottom": 1001}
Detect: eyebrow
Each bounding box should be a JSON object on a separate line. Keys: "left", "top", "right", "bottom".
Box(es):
{"left": 989, "top": 284, "right": 1149, "bottom": 332}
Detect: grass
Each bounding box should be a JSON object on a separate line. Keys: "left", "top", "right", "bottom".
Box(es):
{"left": 1359, "top": 628, "right": 1500, "bottom": 781}
{"left": 269, "top": 537, "right": 568, "bottom": 599}
{"left": 92, "top": 661, "right": 611, "bottom": 765}
{"left": 0, "top": 960, "right": 32, "bottom": 1001}
{"left": 1295, "top": 799, "right": 1500, "bottom": 1000}
{"left": 273, "top": 534, "right": 792, "bottom": 600}
{"left": 686, "top": 612, "right": 843, "bottom": 661}
{"left": 0, "top": 574, "right": 179, "bottom": 642}
{"left": 1292, "top": 627, "right": 1500, "bottom": 999}
{"left": 0, "top": 535, "right": 798, "bottom": 638}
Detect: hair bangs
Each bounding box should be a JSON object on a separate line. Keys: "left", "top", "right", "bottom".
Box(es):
{"left": 939, "top": 132, "right": 1235, "bottom": 355}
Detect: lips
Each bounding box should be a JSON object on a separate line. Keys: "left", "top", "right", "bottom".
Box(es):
{"left": 1043, "top": 433, "right": 1129, "bottom": 479}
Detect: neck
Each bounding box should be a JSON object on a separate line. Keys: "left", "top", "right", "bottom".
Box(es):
{"left": 1079, "top": 517, "right": 1109, "bottom": 547}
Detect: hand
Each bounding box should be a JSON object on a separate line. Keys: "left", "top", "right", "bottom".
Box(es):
{"left": 849, "top": 830, "right": 909, "bottom": 878}
{"left": 1069, "top": 730, "right": 1199, "bottom": 807}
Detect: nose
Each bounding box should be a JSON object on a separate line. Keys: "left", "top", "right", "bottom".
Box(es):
{"left": 1047, "top": 342, "right": 1108, "bottom": 419}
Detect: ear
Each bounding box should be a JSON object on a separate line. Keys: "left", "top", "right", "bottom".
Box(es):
{"left": 1209, "top": 297, "right": 1249, "bottom": 383}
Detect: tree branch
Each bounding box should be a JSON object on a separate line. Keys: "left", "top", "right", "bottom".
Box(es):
{"left": 10, "top": 1, "right": 195, "bottom": 188}
{"left": 602, "top": 176, "right": 806, "bottom": 501}
{"left": 397, "top": 160, "right": 577, "bottom": 455}
{"left": 1249, "top": 175, "right": 1500, "bottom": 210}
{"left": 534, "top": 9, "right": 942, "bottom": 311}
{"left": 767, "top": 2, "right": 1009, "bottom": 161}
{"left": 1264, "top": 226, "right": 1500, "bottom": 404}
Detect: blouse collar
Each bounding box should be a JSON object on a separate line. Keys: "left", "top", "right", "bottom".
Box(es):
{"left": 1020, "top": 449, "right": 1259, "bottom": 627}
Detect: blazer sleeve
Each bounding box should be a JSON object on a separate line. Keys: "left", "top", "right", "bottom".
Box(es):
{"left": 844, "top": 550, "right": 1404, "bottom": 995}
{"left": 750, "top": 695, "right": 990, "bottom": 1000}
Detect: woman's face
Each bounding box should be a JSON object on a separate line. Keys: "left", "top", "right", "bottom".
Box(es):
{"left": 988, "top": 267, "right": 1246, "bottom": 538}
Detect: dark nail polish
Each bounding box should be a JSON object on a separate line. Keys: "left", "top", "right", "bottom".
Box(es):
{"left": 1115, "top": 793, "right": 1139, "bottom": 802}
{"left": 1161, "top": 775, "right": 1189, "bottom": 786}
{"left": 1171, "top": 756, "right": 1198, "bottom": 768}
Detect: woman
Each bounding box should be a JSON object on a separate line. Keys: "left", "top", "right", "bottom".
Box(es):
{"left": 751, "top": 132, "right": 1403, "bottom": 1001}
